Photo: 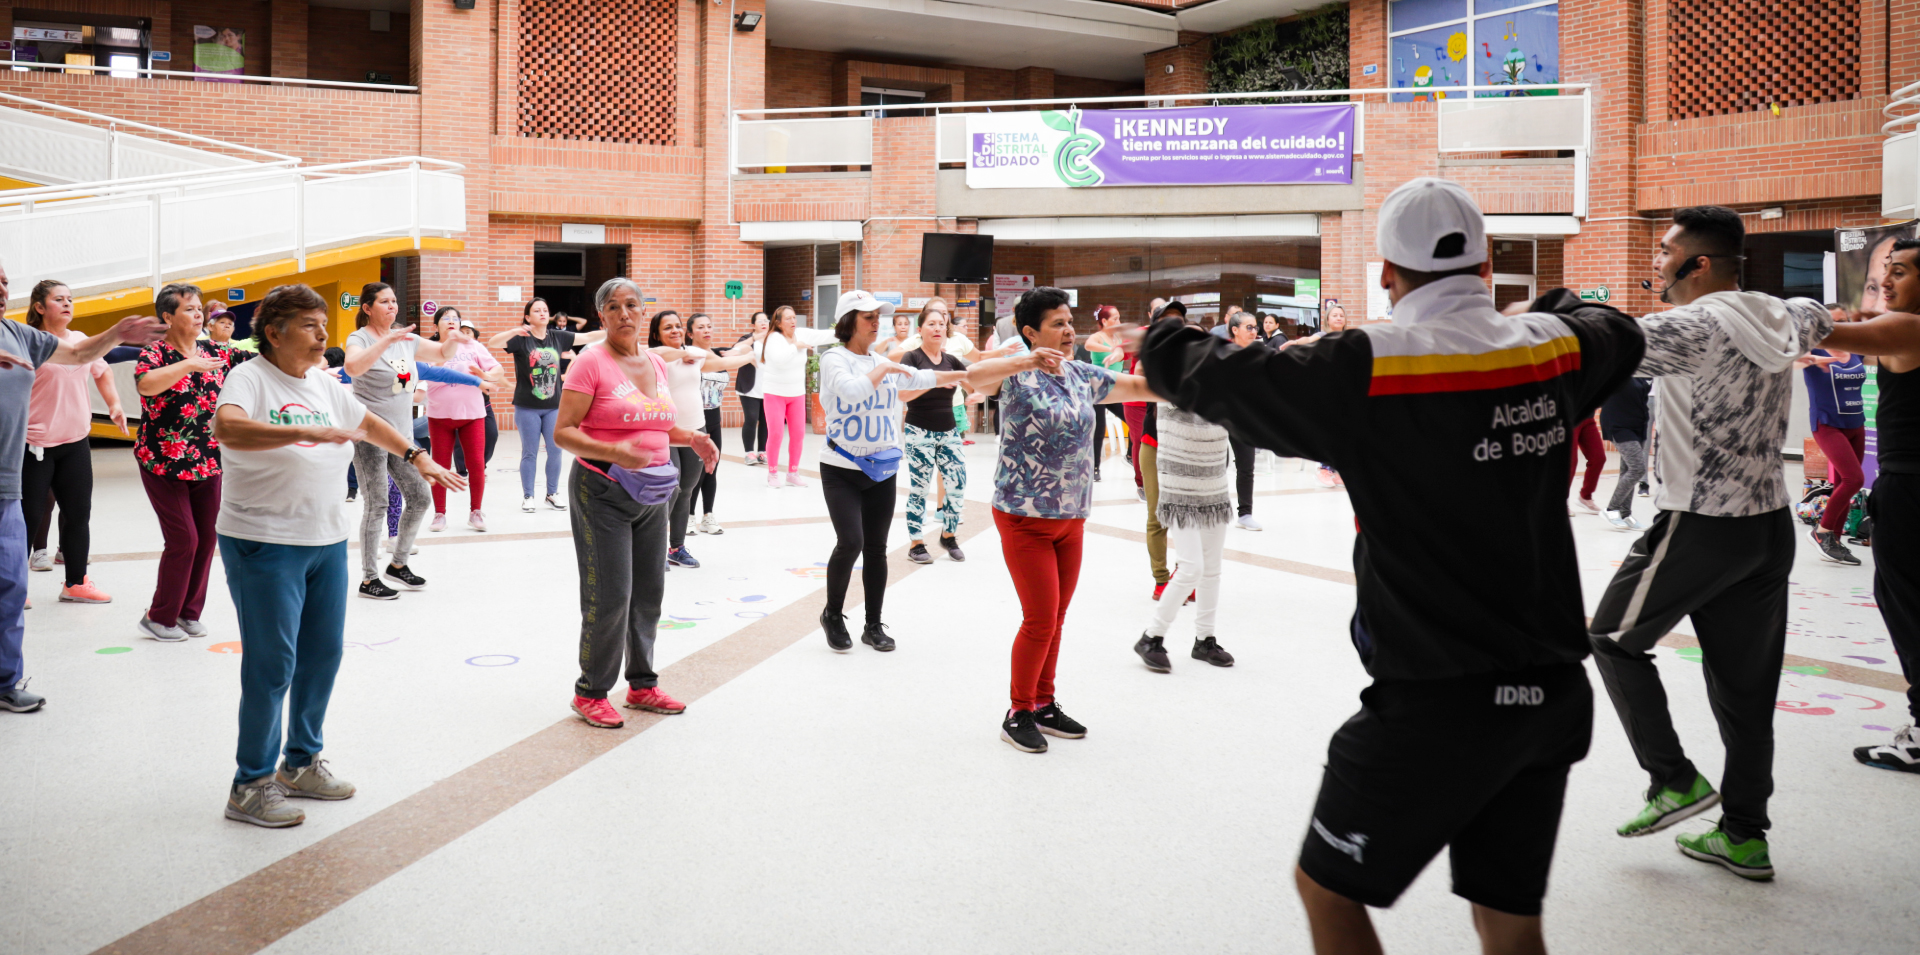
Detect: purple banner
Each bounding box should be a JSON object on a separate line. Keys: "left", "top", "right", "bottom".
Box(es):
{"left": 1089, "top": 104, "right": 1355, "bottom": 187}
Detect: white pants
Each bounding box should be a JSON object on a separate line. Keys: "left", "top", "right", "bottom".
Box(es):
{"left": 1146, "top": 519, "right": 1227, "bottom": 639}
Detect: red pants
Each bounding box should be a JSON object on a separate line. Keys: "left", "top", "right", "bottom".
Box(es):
{"left": 1568, "top": 417, "right": 1605, "bottom": 499}
{"left": 429, "top": 417, "right": 486, "bottom": 513}
{"left": 996, "top": 510, "right": 1084, "bottom": 711}
{"left": 1815, "top": 424, "right": 1867, "bottom": 533}
{"left": 140, "top": 469, "right": 220, "bottom": 627}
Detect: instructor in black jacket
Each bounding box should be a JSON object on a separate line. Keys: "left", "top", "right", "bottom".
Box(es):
{"left": 1138, "top": 178, "right": 1644, "bottom": 955}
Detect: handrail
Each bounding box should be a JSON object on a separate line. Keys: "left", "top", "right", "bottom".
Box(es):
{"left": 0, "top": 89, "right": 296, "bottom": 163}
{"left": 5, "top": 60, "right": 418, "bottom": 93}
{"left": 733, "top": 84, "right": 1592, "bottom": 117}
{"left": 1884, "top": 79, "right": 1920, "bottom": 134}
{"left": 0, "top": 156, "right": 466, "bottom": 205}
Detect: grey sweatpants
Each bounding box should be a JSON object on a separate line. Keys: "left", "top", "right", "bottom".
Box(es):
{"left": 1587, "top": 507, "right": 1793, "bottom": 841}
{"left": 570, "top": 461, "right": 670, "bottom": 698}
{"left": 354, "top": 439, "right": 429, "bottom": 580}
{"left": 1606, "top": 438, "right": 1647, "bottom": 516}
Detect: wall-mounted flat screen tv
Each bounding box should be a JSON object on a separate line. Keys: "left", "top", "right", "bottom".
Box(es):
{"left": 919, "top": 233, "right": 993, "bottom": 284}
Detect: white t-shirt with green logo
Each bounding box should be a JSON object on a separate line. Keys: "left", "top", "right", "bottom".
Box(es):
{"left": 215, "top": 358, "right": 370, "bottom": 546}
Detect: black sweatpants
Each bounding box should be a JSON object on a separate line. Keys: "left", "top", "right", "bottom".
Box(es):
{"left": 1869, "top": 472, "right": 1920, "bottom": 723}
{"left": 697, "top": 407, "right": 723, "bottom": 514}
{"left": 667, "top": 445, "right": 704, "bottom": 549}
{"left": 1588, "top": 507, "right": 1793, "bottom": 841}
{"left": 740, "top": 396, "right": 767, "bottom": 453}
{"left": 21, "top": 439, "right": 93, "bottom": 588}
{"left": 821, "top": 463, "right": 896, "bottom": 626}
{"left": 1228, "top": 434, "right": 1255, "bottom": 517}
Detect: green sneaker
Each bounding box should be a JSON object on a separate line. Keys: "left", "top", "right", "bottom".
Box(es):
{"left": 1676, "top": 824, "right": 1774, "bottom": 881}
{"left": 1617, "top": 772, "right": 1720, "bottom": 837}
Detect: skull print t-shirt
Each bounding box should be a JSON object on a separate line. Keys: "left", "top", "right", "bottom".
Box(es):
{"left": 345, "top": 327, "right": 420, "bottom": 432}
{"left": 506, "top": 328, "right": 577, "bottom": 410}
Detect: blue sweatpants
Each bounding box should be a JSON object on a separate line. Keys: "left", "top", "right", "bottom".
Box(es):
{"left": 0, "top": 501, "right": 26, "bottom": 689}
{"left": 515, "top": 406, "right": 561, "bottom": 498}
{"left": 220, "top": 536, "right": 348, "bottom": 784}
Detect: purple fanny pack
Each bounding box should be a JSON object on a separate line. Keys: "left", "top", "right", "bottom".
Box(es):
{"left": 608, "top": 463, "right": 682, "bottom": 505}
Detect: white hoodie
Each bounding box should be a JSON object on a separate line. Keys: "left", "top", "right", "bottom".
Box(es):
{"left": 1637, "top": 291, "right": 1833, "bottom": 517}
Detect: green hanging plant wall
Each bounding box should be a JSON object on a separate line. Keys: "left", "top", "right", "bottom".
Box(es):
{"left": 1207, "top": 4, "right": 1349, "bottom": 101}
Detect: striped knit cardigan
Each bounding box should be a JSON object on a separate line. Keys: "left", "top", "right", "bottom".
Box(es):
{"left": 1154, "top": 406, "right": 1234, "bottom": 528}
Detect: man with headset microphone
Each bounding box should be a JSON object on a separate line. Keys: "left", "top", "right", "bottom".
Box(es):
{"left": 1564, "top": 206, "right": 1833, "bottom": 881}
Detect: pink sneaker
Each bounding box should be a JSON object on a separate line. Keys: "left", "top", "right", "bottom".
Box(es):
{"left": 59, "top": 577, "right": 113, "bottom": 604}
{"left": 767, "top": 470, "right": 786, "bottom": 489}
{"left": 624, "top": 686, "right": 687, "bottom": 714}
{"left": 571, "top": 695, "right": 625, "bottom": 728}
{"left": 785, "top": 471, "right": 809, "bottom": 488}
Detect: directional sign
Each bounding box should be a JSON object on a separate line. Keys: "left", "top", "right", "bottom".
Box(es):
{"left": 723, "top": 280, "right": 745, "bottom": 300}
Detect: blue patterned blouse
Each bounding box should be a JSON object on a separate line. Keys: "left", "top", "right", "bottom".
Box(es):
{"left": 991, "top": 360, "right": 1116, "bottom": 519}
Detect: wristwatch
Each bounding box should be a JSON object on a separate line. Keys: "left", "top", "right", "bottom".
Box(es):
{"left": 404, "top": 447, "right": 424, "bottom": 464}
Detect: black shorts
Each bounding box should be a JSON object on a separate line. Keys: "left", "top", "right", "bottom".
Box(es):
{"left": 1298, "top": 662, "right": 1593, "bottom": 917}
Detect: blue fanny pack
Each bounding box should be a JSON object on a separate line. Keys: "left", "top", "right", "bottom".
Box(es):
{"left": 579, "top": 459, "right": 682, "bottom": 505}
{"left": 828, "top": 438, "right": 902, "bottom": 482}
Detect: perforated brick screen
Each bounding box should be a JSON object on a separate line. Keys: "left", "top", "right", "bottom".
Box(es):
{"left": 1668, "top": 0, "right": 1860, "bottom": 120}
{"left": 518, "top": 0, "right": 677, "bottom": 144}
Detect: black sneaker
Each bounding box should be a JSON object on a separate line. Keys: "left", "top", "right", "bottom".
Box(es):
{"left": 358, "top": 578, "right": 399, "bottom": 600}
{"left": 1192, "top": 636, "right": 1236, "bottom": 667}
{"left": 821, "top": 610, "right": 853, "bottom": 652}
{"left": 861, "top": 621, "right": 896, "bottom": 651}
{"left": 938, "top": 535, "right": 965, "bottom": 562}
{"left": 1133, "top": 633, "right": 1171, "bottom": 672}
{"left": 908, "top": 543, "right": 933, "bottom": 564}
{"left": 1000, "top": 709, "right": 1047, "bottom": 753}
{"left": 1810, "top": 527, "right": 1862, "bottom": 566}
{"left": 1033, "top": 702, "right": 1086, "bottom": 739}
{"left": 345, "top": 488, "right": 357, "bottom": 503}
{"left": 384, "top": 563, "right": 428, "bottom": 589}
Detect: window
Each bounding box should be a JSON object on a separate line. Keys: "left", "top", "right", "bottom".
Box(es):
{"left": 861, "top": 87, "right": 928, "bottom": 119}
{"left": 1388, "top": 0, "right": 1559, "bottom": 102}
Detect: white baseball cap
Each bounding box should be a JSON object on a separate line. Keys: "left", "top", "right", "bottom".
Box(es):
{"left": 834, "top": 290, "right": 895, "bottom": 322}
{"left": 1375, "top": 177, "right": 1488, "bottom": 272}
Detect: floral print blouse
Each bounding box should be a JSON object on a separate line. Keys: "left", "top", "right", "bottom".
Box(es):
{"left": 134, "top": 340, "right": 250, "bottom": 481}
{"left": 991, "top": 360, "right": 1115, "bottom": 520}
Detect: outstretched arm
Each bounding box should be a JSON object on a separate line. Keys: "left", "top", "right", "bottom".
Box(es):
{"left": 1821, "top": 312, "right": 1920, "bottom": 369}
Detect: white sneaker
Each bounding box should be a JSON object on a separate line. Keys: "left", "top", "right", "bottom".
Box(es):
{"left": 1236, "top": 514, "right": 1264, "bottom": 532}
{"left": 1574, "top": 496, "right": 1601, "bottom": 514}
{"left": 1855, "top": 724, "right": 1920, "bottom": 773}
{"left": 521, "top": 496, "right": 536, "bottom": 513}
{"left": 469, "top": 510, "right": 487, "bottom": 532}
{"left": 1604, "top": 509, "right": 1632, "bottom": 530}
{"left": 785, "top": 471, "right": 809, "bottom": 488}
{"left": 429, "top": 513, "right": 447, "bottom": 532}
{"left": 699, "top": 514, "right": 724, "bottom": 535}
{"left": 27, "top": 549, "right": 50, "bottom": 572}
{"left": 545, "top": 494, "right": 567, "bottom": 511}
{"left": 137, "top": 615, "right": 189, "bottom": 643}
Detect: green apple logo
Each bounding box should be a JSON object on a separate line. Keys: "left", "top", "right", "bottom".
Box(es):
{"left": 1042, "top": 109, "right": 1104, "bottom": 188}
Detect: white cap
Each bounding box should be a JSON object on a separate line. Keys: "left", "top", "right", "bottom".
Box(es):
{"left": 834, "top": 290, "right": 895, "bottom": 322}
{"left": 1375, "top": 177, "right": 1487, "bottom": 272}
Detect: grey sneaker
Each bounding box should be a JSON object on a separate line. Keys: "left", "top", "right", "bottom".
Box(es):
{"left": 0, "top": 679, "right": 46, "bottom": 713}
{"left": 276, "top": 758, "right": 356, "bottom": 800}
{"left": 138, "top": 615, "right": 189, "bottom": 643}
{"left": 177, "top": 618, "right": 209, "bottom": 638}
{"left": 28, "top": 548, "right": 51, "bottom": 572}
{"left": 226, "top": 778, "right": 306, "bottom": 828}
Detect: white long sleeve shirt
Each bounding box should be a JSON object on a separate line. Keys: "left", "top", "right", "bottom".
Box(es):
{"left": 817, "top": 345, "right": 940, "bottom": 472}
{"left": 754, "top": 328, "right": 839, "bottom": 397}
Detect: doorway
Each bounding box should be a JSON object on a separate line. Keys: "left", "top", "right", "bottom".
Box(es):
{"left": 533, "top": 242, "right": 629, "bottom": 330}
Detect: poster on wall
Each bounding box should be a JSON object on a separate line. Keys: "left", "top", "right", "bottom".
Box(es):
{"left": 192, "top": 25, "right": 244, "bottom": 81}
{"left": 1833, "top": 220, "right": 1918, "bottom": 488}
{"left": 993, "top": 273, "right": 1033, "bottom": 313}
{"left": 965, "top": 104, "right": 1355, "bottom": 189}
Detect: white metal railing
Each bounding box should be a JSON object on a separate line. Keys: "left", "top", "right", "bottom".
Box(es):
{"left": 6, "top": 59, "right": 417, "bottom": 92}
{"left": 0, "top": 89, "right": 291, "bottom": 188}
{"left": 1884, "top": 80, "right": 1920, "bottom": 219}
{"left": 0, "top": 157, "right": 465, "bottom": 305}
{"left": 734, "top": 85, "right": 1591, "bottom": 214}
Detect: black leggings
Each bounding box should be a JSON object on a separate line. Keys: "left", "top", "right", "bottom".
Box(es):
{"left": 822, "top": 463, "right": 897, "bottom": 625}
{"left": 698, "top": 407, "right": 723, "bottom": 514}
{"left": 22, "top": 438, "right": 93, "bottom": 587}
{"left": 739, "top": 395, "right": 767, "bottom": 453}
{"left": 1228, "top": 434, "right": 1255, "bottom": 516}
{"left": 668, "top": 445, "right": 704, "bottom": 549}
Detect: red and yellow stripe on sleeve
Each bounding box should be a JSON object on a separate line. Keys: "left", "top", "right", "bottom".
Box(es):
{"left": 1367, "top": 335, "right": 1581, "bottom": 396}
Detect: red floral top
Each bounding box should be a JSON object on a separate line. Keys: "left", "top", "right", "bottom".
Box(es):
{"left": 134, "top": 340, "right": 250, "bottom": 481}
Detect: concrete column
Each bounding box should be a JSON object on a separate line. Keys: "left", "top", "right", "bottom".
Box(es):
{"left": 410, "top": 0, "right": 494, "bottom": 328}
{"left": 1144, "top": 30, "right": 1210, "bottom": 98}
{"left": 1013, "top": 66, "right": 1053, "bottom": 102}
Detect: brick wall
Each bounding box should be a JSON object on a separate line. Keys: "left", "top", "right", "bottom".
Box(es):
{"left": 305, "top": 5, "right": 409, "bottom": 85}
{"left": 763, "top": 245, "right": 812, "bottom": 319}
{"left": 1145, "top": 30, "right": 1210, "bottom": 98}
{"left": 269, "top": 0, "right": 306, "bottom": 79}
{"left": 1348, "top": 0, "right": 1386, "bottom": 91}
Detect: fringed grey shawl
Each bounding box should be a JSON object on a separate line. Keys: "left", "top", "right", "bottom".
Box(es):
{"left": 1154, "top": 406, "right": 1233, "bottom": 528}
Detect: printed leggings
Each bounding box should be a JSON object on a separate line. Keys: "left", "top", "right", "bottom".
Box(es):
{"left": 904, "top": 424, "right": 966, "bottom": 540}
